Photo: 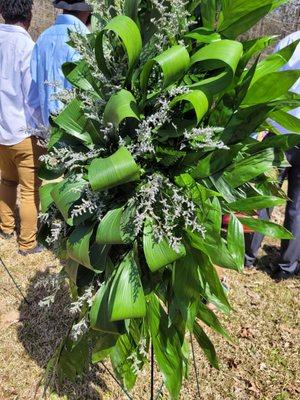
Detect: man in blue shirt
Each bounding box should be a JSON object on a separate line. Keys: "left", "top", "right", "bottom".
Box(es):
{"left": 29, "top": 0, "right": 91, "bottom": 126}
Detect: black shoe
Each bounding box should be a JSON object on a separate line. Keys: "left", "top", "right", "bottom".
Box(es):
{"left": 18, "top": 245, "right": 45, "bottom": 256}
{"left": 272, "top": 268, "right": 299, "bottom": 281}
{"left": 0, "top": 230, "right": 14, "bottom": 239}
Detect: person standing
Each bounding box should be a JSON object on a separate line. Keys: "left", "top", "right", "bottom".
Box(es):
{"left": 245, "top": 31, "right": 300, "bottom": 280}
{"left": 0, "top": 0, "right": 44, "bottom": 255}
{"left": 29, "top": 0, "right": 92, "bottom": 126}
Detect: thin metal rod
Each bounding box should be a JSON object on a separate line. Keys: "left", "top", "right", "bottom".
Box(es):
{"left": 190, "top": 332, "right": 201, "bottom": 399}
{"left": 0, "top": 255, "right": 30, "bottom": 305}
{"left": 150, "top": 344, "right": 154, "bottom": 400}
{"left": 100, "top": 362, "right": 134, "bottom": 400}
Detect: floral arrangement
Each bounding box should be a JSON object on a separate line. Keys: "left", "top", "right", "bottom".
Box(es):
{"left": 39, "top": 0, "right": 300, "bottom": 398}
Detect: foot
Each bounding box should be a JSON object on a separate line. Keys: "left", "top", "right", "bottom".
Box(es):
{"left": 18, "top": 244, "right": 45, "bottom": 256}
{"left": 0, "top": 230, "right": 14, "bottom": 239}
{"left": 272, "top": 267, "right": 299, "bottom": 281}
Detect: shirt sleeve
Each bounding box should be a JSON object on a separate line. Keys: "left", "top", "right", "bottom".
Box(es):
{"left": 23, "top": 42, "right": 43, "bottom": 127}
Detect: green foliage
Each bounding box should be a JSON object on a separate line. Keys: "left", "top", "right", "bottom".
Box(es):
{"left": 40, "top": 0, "right": 300, "bottom": 398}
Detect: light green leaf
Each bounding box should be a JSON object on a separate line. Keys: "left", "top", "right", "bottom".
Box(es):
{"left": 89, "top": 147, "right": 140, "bottom": 191}
{"left": 108, "top": 251, "right": 146, "bottom": 321}
{"left": 103, "top": 89, "right": 140, "bottom": 129}
{"left": 228, "top": 196, "right": 286, "bottom": 212}
{"left": 170, "top": 90, "right": 209, "bottom": 124}
{"left": 95, "top": 15, "right": 142, "bottom": 76}
{"left": 268, "top": 110, "right": 300, "bottom": 133}
{"left": 227, "top": 213, "right": 245, "bottom": 272}
{"left": 143, "top": 219, "right": 186, "bottom": 272}
{"left": 189, "top": 40, "right": 243, "bottom": 94}
{"left": 40, "top": 182, "right": 58, "bottom": 213}
{"left": 140, "top": 45, "right": 190, "bottom": 90}
{"left": 238, "top": 216, "right": 293, "bottom": 239}
{"left": 62, "top": 60, "right": 101, "bottom": 95}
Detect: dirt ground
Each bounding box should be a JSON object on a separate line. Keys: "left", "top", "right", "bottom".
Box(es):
{"left": 0, "top": 205, "right": 299, "bottom": 400}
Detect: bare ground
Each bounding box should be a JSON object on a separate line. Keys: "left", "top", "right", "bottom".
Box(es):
{"left": 0, "top": 206, "right": 299, "bottom": 400}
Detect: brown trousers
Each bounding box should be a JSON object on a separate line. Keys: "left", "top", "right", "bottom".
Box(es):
{"left": 0, "top": 137, "right": 45, "bottom": 251}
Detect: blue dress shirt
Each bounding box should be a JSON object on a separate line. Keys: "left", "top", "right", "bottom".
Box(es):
{"left": 29, "top": 14, "right": 89, "bottom": 126}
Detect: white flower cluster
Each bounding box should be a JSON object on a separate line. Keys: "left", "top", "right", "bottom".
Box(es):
{"left": 45, "top": 219, "right": 67, "bottom": 248}
{"left": 182, "top": 126, "right": 229, "bottom": 150}
{"left": 132, "top": 174, "right": 205, "bottom": 252}
{"left": 40, "top": 146, "right": 103, "bottom": 171}
{"left": 36, "top": 274, "right": 65, "bottom": 308}
{"left": 70, "top": 317, "right": 89, "bottom": 341}
{"left": 150, "top": 0, "right": 191, "bottom": 52}
{"left": 129, "top": 97, "right": 170, "bottom": 157}
{"left": 71, "top": 187, "right": 107, "bottom": 220}
{"left": 70, "top": 285, "right": 95, "bottom": 315}
{"left": 127, "top": 337, "right": 148, "bottom": 375}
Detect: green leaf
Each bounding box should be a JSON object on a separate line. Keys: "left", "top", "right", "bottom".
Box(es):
{"left": 219, "top": 0, "right": 287, "bottom": 39}
{"left": 40, "top": 182, "right": 58, "bottom": 213}
{"left": 62, "top": 60, "right": 101, "bottom": 95}
{"left": 140, "top": 45, "right": 190, "bottom": 90}
{"left": 54, "top": 98, "right": 100, "bottom": 146}
{"left": 185, "top": 27, "right": 221, "bottom": 44}
{"left": 67, "top": 224, "right": 109, "bottom": 271}
{"left": 190, "top": 40, "right": 243, "bottom": 94}
{"left": 239, "top": 35, "right": 277, "bottom": 70}
{"left": 238, "top": 216, "right": 293, "bottom": 239}
{"left": 108, "top": 251, "right": 146, "bottom": 321}
{"left": 103, "top": 89, "right": 140, "bottom": 129}
{"left": 200, "top": 0, "right": 216, "bottom": 29}
{"left": 268, "top": 110, "right": 300, "bottom": 134}
{"left": 193, "top": 322, "right": 219, "bottom": 368}
{"left": 223, "top": 148, "right": 287, "bottom": 188}
{"left": 89, "top": 147, "right": 140, "bottom": 191}
{"left": 143, "top": 219, "right": 186, "bottom": 272}
{"left": 51, "top": 178, "right": 87, "bottom": 225}
{"left": 57, "top": 336, "right": 89, "bottom": 380}
{"left": 242, "top": 71, "right": 300, "bottom": 107}
{"left": 90, "top": 281, "right": 125, "bottom": 334}
{"left": 228, "top": 196, "right": 286, "bottom": 212}
{"left": 197, "top": 302, "right": 231, "bottom": 341}
{"left": 146, "top": 293, "right": 184, "bottom": 399}
{"left": 170, "top": 90, "right": 209, "bottom": 124}
{"left": 95, "top": 15, "right": 142, "bottom": 76}
{"left": 227, "top": 213, "right": 245, "bottom": 272}
{"left": 92, "top": 333, "right": 118, "bottom": 363}
{"left": 124, "top": 0, "right": 140, "bottom": 22}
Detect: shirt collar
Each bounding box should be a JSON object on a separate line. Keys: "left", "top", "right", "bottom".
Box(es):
{"left": 0, "top": 23, "right": 31, "bottom": 38}
{"left": 55, "top": 14, "right": 88, "bottom": 32}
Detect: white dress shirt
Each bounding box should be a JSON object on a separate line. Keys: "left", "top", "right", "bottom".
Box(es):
{"left": 270, "top": 31, "right": 300, "bottom": 134}
{"left": 0, "top": 24, "right": 41, "bottom": 146}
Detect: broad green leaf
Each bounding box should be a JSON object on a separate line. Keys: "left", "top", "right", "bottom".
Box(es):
{"left": 54, "top": 98, "right": 100, "bottom": 146}
{"left": 110, "top": 333, "right": 138, "bottom": 390}
{"left": 193, "top": 322, "right": 219, "bottom": 368}
{"left": 89, "top": 147, "right": 140, "bottom": 191}
{"left": 108, "top": 251, "right": 146, "bottom": 321}
{"left": 92, "top": 333, "right": 118, "bottom": 363}
{"left": 239, "top": 35, "right": 277, "bottom": 70}
{"left": 268, "top": 110, "right": 300, "bottom": 134}
{"left": 95, "top": 15, "right": 142, "bottom": 76}
{"left": 57, "top": 336, "right": 89, "bottom": 380}
{"left": 200, "top": 0, "right": 216, "bottom": 29}
{"left": 96, "top": 205, "right": 136, "bottom": 245}
{"left": 238, "top": 216, "right": 293, "bottom": 239}
{"left": 51, "top": 178, "right": 87, "bottom": 225}
{"left": 140, "top": 45, "right": 190, "bottom": 90}
{"left": 198, "top": 302, "right": 231, "bottom": 341}
{"left": 242, "top": 71, "right": 300, "bottom": 107}
{"left": 228, "top": 196, "right": 286, "bottom": 212}
{"left": 185, "top": 28, "right": 221, "bottom": 44}
{"left": 190, "top": 40, "right": 243, "bottom": 94}
{"left": 90, "top": 281, "right": 125, "bottom": 334}
{"left": 219, "top": 0, "right": 287, "bottom": 39}
{"left": 67, "top": 224, "right": 109, "bottom": 271}
{"left": 62, "top": 60, "right": 101, "bottom": 95}
{"left": 40, "top": 182, "right": 58, "bottom": 213}
{"left": 124, "top": 0, "right": 140, "bottom": 22}
{"left": 143, "top": 219, "right": 186, "bottom": 272}
{"left": 227, "top": 213, "right": 245, "bottom": 272}
{"left": 103, "top": 89, "right": 140, "bottom": 129}
{"left": 146, "top": 293, "right": 184, "bottom": 399}
{"left": 170, "top": 90, "right": 209, "bottom": 124}
{"left": 223, "top": 148, "right": 288, "bottom": 188}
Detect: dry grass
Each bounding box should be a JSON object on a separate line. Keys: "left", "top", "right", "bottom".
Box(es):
{"left": 0, "top": 206, "right": 299, "bottom": 400}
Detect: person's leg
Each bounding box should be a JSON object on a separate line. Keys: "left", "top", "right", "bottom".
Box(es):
{"left": 12, "top": 137, "right": 45, "bottom": 251}
{"left": 244, "top": 208, "right": 272, "bottom": 267}
{"left": 0, "top": 145, "right": 18, "bottom": 235}
{"left": 278, "top": 147, "right": 300, "bottom": 275}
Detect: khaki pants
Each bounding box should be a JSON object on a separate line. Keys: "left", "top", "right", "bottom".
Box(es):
{"left": 0, "top": 137, "right": 45, "bottom": 251}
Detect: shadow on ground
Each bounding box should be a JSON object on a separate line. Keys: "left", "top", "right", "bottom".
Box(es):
{"left": 17, "top": 267, "right": 108, "bottom": 400}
